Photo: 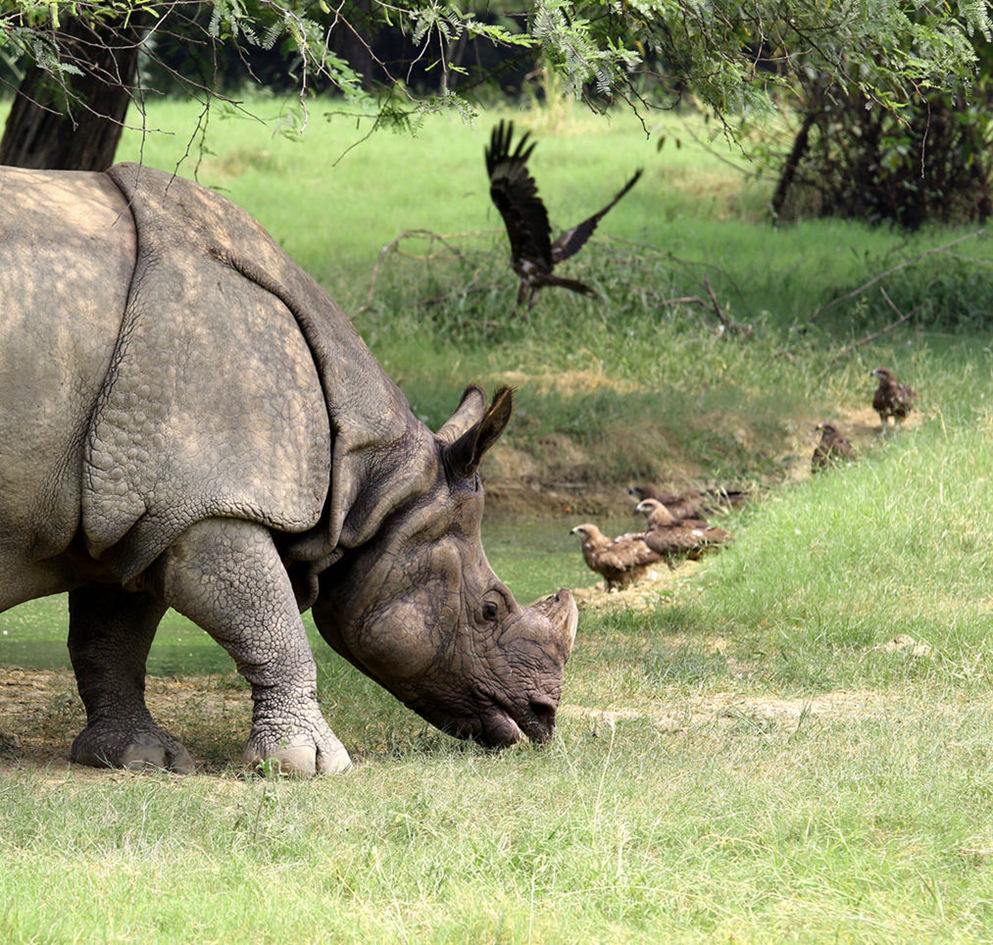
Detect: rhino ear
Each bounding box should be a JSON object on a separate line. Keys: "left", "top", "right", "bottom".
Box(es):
{"left": 444, "top": 387, "right": 513, "bottom": 478}
{"left": 437, "top": 386, "right": 488, "bottom": 444}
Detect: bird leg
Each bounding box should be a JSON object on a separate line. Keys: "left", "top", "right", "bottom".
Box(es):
{"left": 512, "top": 281, "right": 533, "bottom": 320}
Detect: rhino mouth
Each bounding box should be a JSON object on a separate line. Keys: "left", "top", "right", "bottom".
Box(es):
{"left": 478, "top": 705, "right": 524, "bottom": 747}
{"left": 478, "top": 694, "right": 557, "bottom": 747}
{"left": 409, "top": 694, "right": 556, "bottom": 748}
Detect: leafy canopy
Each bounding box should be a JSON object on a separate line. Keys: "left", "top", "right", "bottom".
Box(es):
{"left": 0, "top": 1, "right": 990, "bottom": 123}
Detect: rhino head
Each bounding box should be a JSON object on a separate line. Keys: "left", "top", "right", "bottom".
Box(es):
{"left": 311, "top": 387, "right": 578, "bottom": 747}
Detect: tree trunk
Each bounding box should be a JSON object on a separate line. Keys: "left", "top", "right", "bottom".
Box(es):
{"left": 771, "top": 105, "right": 818, "bottom": 220}
{"left": 0, "top": 14, "right": 147, "bottom": 171}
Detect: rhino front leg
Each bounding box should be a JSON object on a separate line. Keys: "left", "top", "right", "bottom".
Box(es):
{"left": 68, "top": 584, "right": 194, "bottom": 773}
{"left": 146, "top": 518, "right": 351, "bottom": 776}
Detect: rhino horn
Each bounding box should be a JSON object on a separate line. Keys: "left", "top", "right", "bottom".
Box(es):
{"left": 443, "top": 387, "right": 513, "bottom": 477}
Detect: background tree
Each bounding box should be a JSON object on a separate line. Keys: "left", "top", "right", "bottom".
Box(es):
{"left": 0, "top": 9, "right": 150, "bottom": 169}
{"left": 0, "top": 1, "right": 991, "bottom": 171}
{"left": 766, "top": 39, "right": 993, "bottom": 229}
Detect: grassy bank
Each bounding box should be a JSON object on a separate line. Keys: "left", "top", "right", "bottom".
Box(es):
{"left": 105, "top": 98, "right": 993, "bottom": 495}
{"left": 2, "top": 97, "right": 993, "bottom": 943}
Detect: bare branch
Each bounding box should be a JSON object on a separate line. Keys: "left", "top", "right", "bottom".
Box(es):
{"left": 828, "top": 288, "right": 920, "bottom": 365}
{"left": 357, "top": 227, "right": 468, "bottom": 314}
{"left": 810, "top": 230, "right": 986, "bottom": 322}
{"left": 704, "top": 276, "right": 753, "bottom": 337}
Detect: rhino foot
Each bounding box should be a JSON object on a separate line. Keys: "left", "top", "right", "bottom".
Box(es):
{"left": 71, "top": 723, "right": 194, "bottom": 774}
{"left": 243, "top": 715, "right": 352, "bottom": 777}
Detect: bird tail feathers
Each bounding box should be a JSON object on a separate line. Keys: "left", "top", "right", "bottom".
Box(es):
{"left": 544, "top": 274, "right": 596, "bottom": 296}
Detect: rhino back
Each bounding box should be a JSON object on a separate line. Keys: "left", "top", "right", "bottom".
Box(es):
{"left": 83, "top": 165, "right": 334, "bottom": 579}
{"left": 0, "top": 168, "right": 133, "bottom": 586}
{"left": 88, "top": 164, "right": 421, "bottom": 591}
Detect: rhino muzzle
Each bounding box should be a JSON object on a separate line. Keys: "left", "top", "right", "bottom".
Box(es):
{"left": 448, "top": 587, "right": 578, "bottom": 749}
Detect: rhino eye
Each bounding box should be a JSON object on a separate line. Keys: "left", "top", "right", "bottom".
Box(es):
{"left": 482, "top": 600, "right": 499, "bottom": 622}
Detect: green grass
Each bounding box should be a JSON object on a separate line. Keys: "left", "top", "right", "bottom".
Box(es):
{"left": 99, "top": 98, "right": 993, "bottom": 493}
{"left": 4, "top": 96, "right": 993, "bottom": 942}
{"left": 3, "top": 687, "right": 993, "bottom": 942}
{"left": 661, "top": 420, "right": 993, "bottom": 691}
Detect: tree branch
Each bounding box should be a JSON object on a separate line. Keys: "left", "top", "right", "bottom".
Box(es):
{"left": 704, "top": 276, "right": 753, "bottom": 337}
{"left": 357, "top": 227, "right": 467, "bottom": 314}
{"left": 810, "top": 230, "right": 986, "bottom": 322}
{"left": 828, "top": 287, "right": 920, "bottom": 364}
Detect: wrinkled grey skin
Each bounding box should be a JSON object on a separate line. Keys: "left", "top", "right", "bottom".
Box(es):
{"left": 0, "top": 164, "right": 577, "bottom": 775}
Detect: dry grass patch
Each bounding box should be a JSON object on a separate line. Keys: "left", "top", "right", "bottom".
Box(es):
{"left": 493, "top": 368, "right": 644, "bottom": 396}
{"left": 561, "top": 687, "right": 908, "bottom": 739}
{"left": 571, "top": 560, "right": 703, "bottom": 612}
{"left": 0, "top": 667, "right": 251, "bottom": 775}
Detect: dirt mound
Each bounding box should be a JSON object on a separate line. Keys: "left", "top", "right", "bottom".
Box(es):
{"left": 483, "top": 402, "right": 912, "bottom": 519}
{"left": 570, "top": 560, "right": 704, "bottom": 612}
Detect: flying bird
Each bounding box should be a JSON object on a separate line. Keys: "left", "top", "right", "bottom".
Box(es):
{"left": 569, "top": 523, "right": 661, "bottom": 591}
{"left": 871, "top": 367, "right": 917, "bottom": 432}
{"left": 628, "top": 484, "right": 747, "bottom": 521}
{"left": 811, "top": 422, "right": 856, "bottom": 472}
{"left": 485, "top": 120, "right": 643, "bottom": 311}
{"left": 634, "top": 498, "right": 732, "bottom": 568}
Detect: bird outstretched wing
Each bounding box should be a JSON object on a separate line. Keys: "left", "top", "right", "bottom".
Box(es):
{"left": 551, "top": 168, "right": 643, "bottom": 263}
{"left": 485, "top": 120, "right": 553, "bottom": 271}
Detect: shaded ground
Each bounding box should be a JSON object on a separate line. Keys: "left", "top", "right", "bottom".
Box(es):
{"left": 0, "top": 624, "right": 932, "bottom": 778}
{"left": 0, "top": 667, "right": 250, "bottom": 778}
{"left": 0, "top": 665, "right": 907, "bottom": 777}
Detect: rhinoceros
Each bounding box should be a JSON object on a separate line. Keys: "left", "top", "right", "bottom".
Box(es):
{"left": 0, "top": 162, "right": 577, "bottom": 775}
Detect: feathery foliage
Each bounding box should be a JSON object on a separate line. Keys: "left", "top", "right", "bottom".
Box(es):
{"left": 1, "top": 0, "right": 991, "bottom": 131}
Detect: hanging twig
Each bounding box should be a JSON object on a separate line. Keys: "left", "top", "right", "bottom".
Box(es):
{"left": 828, "top": 287, "right": 920, "bottom": 364}
{"left": 809, "top": 230, "right": 985, "bottom": 322}
{"left": 704, "top": 277, "right": 753, "bottom": 337}
{"left": 673, "top": 114, "right": 761, "bottom": 179}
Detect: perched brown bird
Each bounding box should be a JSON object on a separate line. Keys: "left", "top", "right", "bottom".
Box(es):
{"left": 871, "top": 367, "right": 917, "bottom": 432}
{"left": 634, "top": 499, "right": 732, "bottom": 568}
{"left": 811, "top": 422, "right": 857, "bottom": 471}
{"left": 569, "top": 523, "right": 661, "bottom": 591}
{"left": 486, "top": 120, "right": 642, "bottom": 311}
{"left": 627, "top": 484, "right": 747, "bottom": 521}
